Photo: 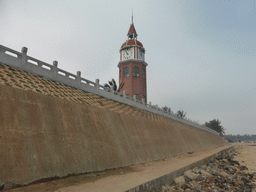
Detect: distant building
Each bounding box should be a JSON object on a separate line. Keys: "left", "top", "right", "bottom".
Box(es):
{"left": 118, "top": 19, "right": 148, "bottom": 103}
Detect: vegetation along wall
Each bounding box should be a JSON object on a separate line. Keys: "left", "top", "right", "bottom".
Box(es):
{"left": 0, "top": 63, "right": 227, "bottom": 186}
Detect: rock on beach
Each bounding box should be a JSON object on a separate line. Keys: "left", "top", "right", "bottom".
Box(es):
{"left": 162, "top": 145, "right": 256, "bottom": 192}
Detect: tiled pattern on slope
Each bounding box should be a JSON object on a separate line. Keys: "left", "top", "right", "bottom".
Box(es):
{"left": 0, "top": 62, "right": 166, "bottom": 123}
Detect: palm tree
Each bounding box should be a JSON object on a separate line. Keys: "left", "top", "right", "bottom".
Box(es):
{"left": 104, "top": 78, "right": 124, "bottom": 93}
{"left": 177, "top": 110, "right": 186, "bottom": 118}
{"left": 205, "top": 119, "right": 225, "bottom": 136}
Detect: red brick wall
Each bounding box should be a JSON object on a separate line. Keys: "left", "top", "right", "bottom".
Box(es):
{"left": 119, "top": 61, "right": 147, "bottom": 102}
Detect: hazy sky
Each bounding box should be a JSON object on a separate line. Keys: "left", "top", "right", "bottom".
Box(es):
{"left": 0, "top": 0, "right": 255, "bottom": 135}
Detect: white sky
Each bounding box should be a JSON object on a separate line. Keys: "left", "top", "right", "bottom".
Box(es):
{"left": 0, "top": 0, "right": 255, "bottom": 135}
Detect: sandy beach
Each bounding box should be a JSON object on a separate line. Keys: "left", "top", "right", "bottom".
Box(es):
{"left": 233, "top": 144, "right": 256, "bottom": 174}
{"left": 233, "top": 143, "right": 256, "bottom": 189}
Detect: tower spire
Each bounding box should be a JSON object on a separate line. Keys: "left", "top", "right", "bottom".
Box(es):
{"left": 132, "top": 10, "right": 133, "bottom": 24}
{"left": 127, "top": 11, "right": 137, "bottom": 39}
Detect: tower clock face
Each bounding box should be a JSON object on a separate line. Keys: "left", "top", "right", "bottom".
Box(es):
{"left": 138, "top": 49, "right": 144, "bottom": 60}
{"left": 122, "top": 47, "right": 133, "bottom": 60}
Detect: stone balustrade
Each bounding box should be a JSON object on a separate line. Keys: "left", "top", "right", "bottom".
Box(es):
{"left": 0, "top": 45, "right": 219, "bottom": 135}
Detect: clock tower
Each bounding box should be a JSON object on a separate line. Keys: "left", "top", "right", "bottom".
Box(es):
{"left": 118, "top": 20, "right": 148, "bottom": 103}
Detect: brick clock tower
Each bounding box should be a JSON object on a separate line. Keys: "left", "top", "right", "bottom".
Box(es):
{"left": 118, "top": 20, "right": 148, "bottom": 103}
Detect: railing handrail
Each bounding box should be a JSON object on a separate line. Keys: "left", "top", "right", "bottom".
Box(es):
{"left": 0, "top": 45, "right": 22, "bottom": 58}
{"left": 27, "top": 55, "right": 53, "bottom": 69}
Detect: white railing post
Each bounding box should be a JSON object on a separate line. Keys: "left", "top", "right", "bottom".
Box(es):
{"left": 95, "top": 79, "right": 99, "bottom": 89}
{"left": 52, "top": 61, "right": 58, "bottom": 79}
{"left": 76, "top": 71, "right": 81, "bottom": 88}
{"left": 142, "top": 98, "right": 145, "bottom": 105}
{"left": 123, "top": 91, "right": 126, "bottom": 100}
{"left": 21, "top": 47, "right": 28, "bottom": 69}
{"left": 133, "top": 95, "right": 137, "bottom": 103}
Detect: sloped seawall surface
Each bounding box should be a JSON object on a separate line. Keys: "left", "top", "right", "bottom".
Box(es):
{"left": 0, "top": 84, "right": 226, "bottom": 186}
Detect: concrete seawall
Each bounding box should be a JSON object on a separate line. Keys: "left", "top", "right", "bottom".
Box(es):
{"left": 0, "top": 84, "right": 227, "bottom": 186}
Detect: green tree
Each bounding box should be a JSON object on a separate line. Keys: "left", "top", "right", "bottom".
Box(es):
{"left": 205, "top": 119, "right": 225, "bottom": 136}
{"left": 177, "top": 110, "right": 186, "bottom": 118}
{"left": 104, "top": 78, "right": 124, "bottom": 93}
{"left": 163, "top": 106, "right": 171, "bottom": 113}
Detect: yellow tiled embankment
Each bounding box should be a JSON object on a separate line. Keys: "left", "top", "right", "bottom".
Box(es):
{"left": 0, "top": 62, "right": 227, "bottom": 186}
{"left": 0, "top": 63, "right": 163, "bottom": 120}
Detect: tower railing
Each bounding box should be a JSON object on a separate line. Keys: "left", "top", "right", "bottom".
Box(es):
{"left": 0, "top": 45, "right": 219, "bottom": 135}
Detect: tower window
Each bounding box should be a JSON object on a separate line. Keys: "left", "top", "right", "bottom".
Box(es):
{"left": 133, "top": 66, "right": 139, "bottom": 77}
{"left": 142, "top": 68, "right": 145, "bottom": 78}
{"left": 124, "top": 67, "right": 129, "bottom": 77}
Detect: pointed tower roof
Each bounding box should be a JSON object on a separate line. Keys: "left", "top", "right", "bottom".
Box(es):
{"left": 127, "top": 24, "right": 137, "bottom": 38}
{"left": 121, "top": 15, "right": 143, "bottom": 49}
